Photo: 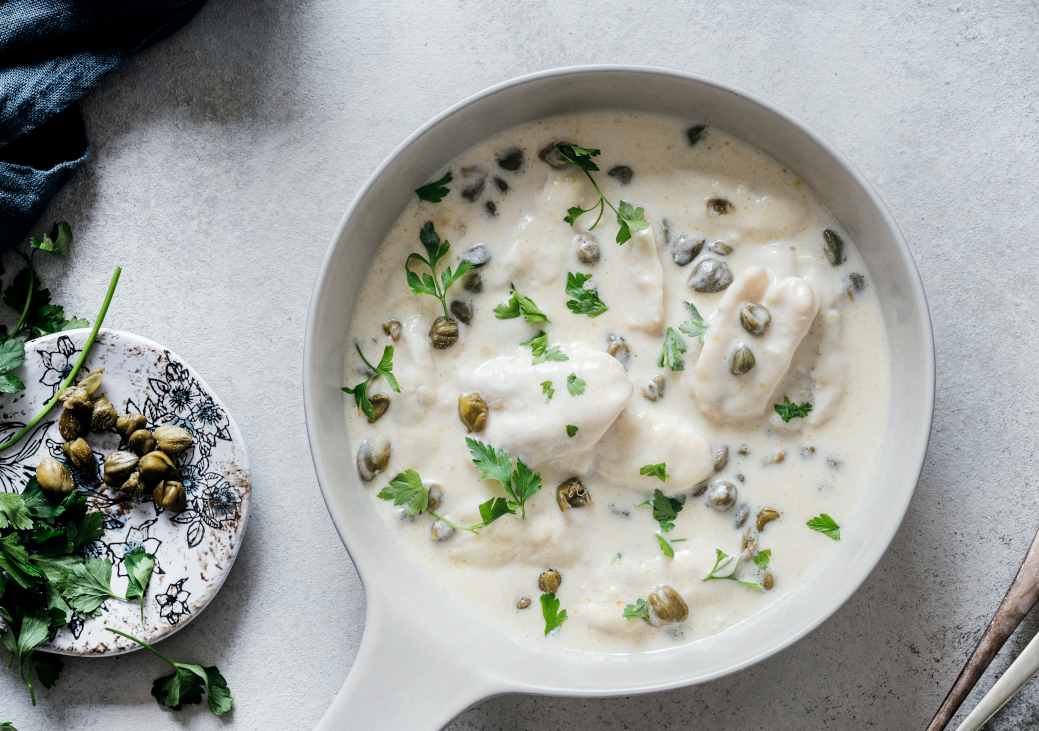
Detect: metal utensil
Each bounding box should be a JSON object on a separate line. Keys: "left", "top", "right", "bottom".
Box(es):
{"left": 955, "top": 628, "right": 1039, "bottom": 730}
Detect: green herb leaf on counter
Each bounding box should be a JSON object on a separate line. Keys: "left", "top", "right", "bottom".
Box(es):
{"left": 465, "top": 437, "right": 543, "bottom": 519}
{"left": 495, "top": 286, "right": 549, "bottom": 324}
{"left": 774, "top": 397, "right": 813, "bottom": 423}
{"left": 641, "top": 488, "right": 684, "bottom": 532}
{"left": 1, "top": 720, "right": 17, "bottom": 730}
{"left": 564, "top": 272, "right": 608, "bottom": 317}
{"left": 623, "top": 597, "right": 650, "bottom": 621}
{"left": 520, "top": 331, "right": 568, "bottom": 364}
{"left": 678, "top": 300, "right": 708, "bottom": 342}
{"left": 404, "top": 221, "right": 472, "bottom": 318}
{"left": 703, "top": 548, "right": 769, "bottom": 590}
{"left": 565, "top": 424, "right": 578, "bottom": 438}
{"left": 29, "top": 222, "right": 72, "bottom": 255}
{"left": 106, "top": 629, "right": 233, "bottom": 716}
{"left": 540, "top": 380, "right": 555, "bottom": 401}
{"left": 658, "top": 327, "right": 687, "bottom": 371}
{"left": 566, "top": 372, "right": 586, "bottom": 396}
{"left": 806, "top": 513, "right": 841, "bottom": 541}
{"left": 639, "top": 463, "right": 668, "bottom": 483}
{"left": 556, "top": 144, "right": 651, "bottom": 244}
{"left": 540, "top": 592, "right": 568, "bottom": 636}
{"left": 342, "top": 344, "right": 400, "bottom": 421}
{"left": 123, "top": 547, "right": 156, "bottom": 620}
{"left": 415, "top": 171, "right": 452, "bottom": 203}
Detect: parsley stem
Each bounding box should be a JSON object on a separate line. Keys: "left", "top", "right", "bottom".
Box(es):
{"left": 0, "top": 267, "right": 121, "bottom": 453}
{"left": 12, "top": 264, "right": 34, "bottom": 336}
{"left": 106, "top": 627, "right": 175, "bottom": 668}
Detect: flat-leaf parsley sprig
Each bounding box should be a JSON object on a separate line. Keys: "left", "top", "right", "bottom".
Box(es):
{"left": 564, "top": 272, "right": 607, "bottom": 317}
{"left": 556, "top": 144, "right": 649, "bottom": 244}
{"left": 703, "top": 548, "right": 772, "bottom": 591}
{"left": 342, "top": 343, "right": 400, "bottom": 421}
{"left": 404, "top": 221, "right": 471, "bottom": 318}
{"left": 774, "top": 396, "right": 813, "bottom": 423}
{"left": 415, "top": 171, "right": 452, "bottom": 203}
{"left": 465, "top": 437, "right": 543, "bottom": 519}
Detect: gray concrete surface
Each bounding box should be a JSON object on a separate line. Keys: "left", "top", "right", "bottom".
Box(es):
{"left": 2, "top": 1, "right": 1038, "bottom": 728}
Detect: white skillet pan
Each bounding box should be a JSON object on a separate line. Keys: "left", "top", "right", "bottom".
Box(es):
{"left": 303, "top": 66, "right": 934, "bottom": 730}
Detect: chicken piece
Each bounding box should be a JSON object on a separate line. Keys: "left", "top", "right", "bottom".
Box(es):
{"left": 615, "top": 224, "right": 665, "bottom": 334}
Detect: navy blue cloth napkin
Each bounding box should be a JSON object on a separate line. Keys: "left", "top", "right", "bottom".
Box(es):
{"left": 0, "top": 0, "right": 206, "bottom": 248}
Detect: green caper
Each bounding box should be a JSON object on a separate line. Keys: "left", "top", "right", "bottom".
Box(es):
{"left": 457, "top": 392, "right": 488, "bottom": 433}
{"left": 138, "top": 450, "right": 175, "bottom": 485}
{"left": 763, "top": 572, "right": 775, "bottom": 591}
{"left": 153, "top": 424, "right": 194, "bottom": 455}
{"left": 538, "top": 568, "right": 562, "bottom": 594}
{"left": 62, "top": 438, "right": 94, "bottom": 471}
{"left": 708, "top": 241, "right": 733, "bottom": 256}
{"left": 739, "top": 303, "right": 771, "bottom": 336}
{"left": 91, "top": 397, "right": 118, "bottom": 432}
{"left": 763, "top": 449, "right": 786, "bottom": 465}
{"left": 712, "top": 445, "right": 729, "bottom": 472}
{"left": 730, "top": 345, "right": 756, "bottom": 375}
{"left": 823, "top": 228, "right": 845, "bottom": 266}
{"left": 756, "top": 507, "right": 781, "bottom": 532}
{"left": 688, "top": 257, "right": 733, "bottom": 292}
{"left": 356, "top": 437, "right": 391, "bottom": 482}
{"left": 382, "top": 320, "right": 402, "bottom": 341}
{"left": 153, "top": 480, "right": 187, "bottom": 512}
{"left": 575, "top": 234, "right": 601, "bottom": 265}
{"left": 733, "top": 503, "right": 750, "bottom": 528}
{"left": 641, "top": 375, "right": 666, "bottom": 402}
{"left": 705, "top": 479, "right": 737, "bottom": 512}
{"left": 430, "top": 519, "right": 455, "bottom": 542}
{"left": 692, "top": 479, "right": 708, "bottom": 497}
{"left": 59, "top": 387, "right": 92, "bottom": 412}
{"left": 128, "top": 429, "right": 157, "bottom": 456}
{"left": 37, "top": 457, "right": 73, "bottom": 495}
{"left": 429, "top": 316, "right": 459, "bottom": 349}
{"left": 556, "top": 477, "right": 590, "bottom": 511}
{"left": 116, "top": 413, "right": 147, "bottom": 439}
{"left": 426, "top": 482, "right": 444, "bottom": 512}
{"left": 606, "top": 334, "right": 630, "bottom": 366}
{"left": 647, "top": 585, "right": 689, "bottom": 625}
{"left": 103, "top": 451, "right": 139, "bottom": 487}
{"left": 58, "top": 408, "right": 86, "bottom": 441}
{"left": 366, "top": 394, "right": 390, "bottom": 423}
{"left": 77, "top": 369, "right": 104, "bottom": 399}
{"left": 462, "top": 270, "right": 483, "bottom": 293}
{"left": 120, "top": 471, "right": 143, "bottom": 494}
{"left": 707, "top": 198, "right": 734, "bottom": 215}
{"left": 449, "top": 300, "right": 473, "bottom": 325}
{"left": 516, "top": 596, "right": 532, "bottom": 610}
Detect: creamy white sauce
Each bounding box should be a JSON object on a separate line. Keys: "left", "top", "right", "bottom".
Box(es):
{"left": 344, "top": 111, "right": 890, "bottom": 652}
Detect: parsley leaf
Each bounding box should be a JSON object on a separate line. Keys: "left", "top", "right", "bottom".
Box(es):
{"left": 342, "top": 344, "right": 401, "bottom": 421}
{"left": 774, "top": 396, "right": 813, "bottom": 423}
{"left": 564, "top": 272, "right": 608, "bottom": 317}
{"left": 415, "top": 171, "right": 452, "bottom": 203}
{"left": 540, "top": 592, "right": 567, "bottom": 635}
{"left": 123, "top": 547, "right": 156, "bottom": 620}
{"left": 642, "top": 488, "right": 684, "bottom": 532}
{"left": 623, "top": 597, "right": 650, "bottom": 621}
{"left": 404, "top": 222, "right": 471, "bottom": 317}
{"left": 495, "top": 286, "right": 549, "bottom": 324}
{"left": 656, "top": 533, "right": 675, "bottom": 558}
{"left": 565, "top": 424, "right": 578, "bottom": 438}
{"left": 60, "top": 558, "right": 120, "bottom": 616}
{"left": 107, "top": 629, "right": 233, "bottom": 716}
{"left": 540, "top": 380, "right": 555, "bottom": 401}
{"left": 615, "top": 200, "right": 649, "bottom": 245}
{"left": 566, "top": 372, "right": 586, "bottom": 396}
{"left": 520, "top": 331, "right": 568, "bottom": 364}
{"left": 377, "top": 469, "right": 429, "bottom": 517}
{"left": 658, "top": 327, "right": 687, "bottom": 371}
{"left": 678, "top": 300, "right": 708, "bottom": 342}
{"left": 806, "top": 513, "right": 841, "bottom": 540}
{"left": 0, "top": 494, "right": 32, "bottom": 530}
{"left": 477, "top": 497, "right": 514, "bottom": 526}
{"left": 465, "top": 437, "right": 542, "bottom": 518}
{"left": 556, "top": 144, "right": 650, "bottom": 244}
{"left": 29, "top": 221, "right": 72, "bottom": 255}
{"left": 639, "top": 463, "right": 668, "bottom": 482}
{"left": 0, "top": 534, "right": 42, "bottom": 589}
{"left": 703, "top": 548, "right": 770, "bottom": 590}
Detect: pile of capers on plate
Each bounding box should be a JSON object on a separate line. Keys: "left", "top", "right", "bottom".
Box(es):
{"left": 35, "top": 369, "right": 195, "bottom": 513}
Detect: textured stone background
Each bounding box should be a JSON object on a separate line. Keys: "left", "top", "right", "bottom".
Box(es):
{"left": 2, "top": 1, "right": 1038, "bottom": 729}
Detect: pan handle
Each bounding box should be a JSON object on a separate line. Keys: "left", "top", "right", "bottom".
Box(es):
{"left": 315, "top": 591, "right": 498, "bottom": 730}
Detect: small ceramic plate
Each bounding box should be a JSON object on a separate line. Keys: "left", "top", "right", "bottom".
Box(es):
{"left": 0, "top": 329, "right": 250, "bottom": 656}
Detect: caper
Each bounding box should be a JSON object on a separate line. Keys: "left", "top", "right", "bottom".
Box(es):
{"left": 429, "top": 316, "right": 459, "bottom": 349}
{"left": 462, "top": 270, "right": 483, "bottom": 293}
{"left": 730, "top": 345, "right": 756, "bottom": 375}
{"left": 733, "top": 503, "right": 750, "bottom": 528}
{"left": 37, "top": 457, "right": 73, "bottom": 495}
{"left": 686, "top": 124, "right": 707, "bottom": 146}
{"left": 845, "top": 272, "right": 867, "bottom": 299}
{"left": 606, "top": 334, "right": 630, "bottom": 367}
{"left": 103, "top": 451, "right": 139, "bottom": 487}
{"left": 763, "top": 449, "right": 786, "bottom": 465}
{"left": 426, "top": 482, "right": 445, "bottom": 512}
{"left": 382, "top": 320, "right": 402, "bottom": 341}
{"left": 121, "top": 471, "right": 143, "bottom": 494}
{"left": 691, "top": 479, "right": 708, "bottom": 497}
{"left": 77, "top": 369, "right": 104, "bottom": 398}
{"left": 58, "top": 408, "right": 86, "bottom": 441}
{"left": 671, "top": 234, "right": 704, "bottom": 266}
{"left": 356, "top": 437, "right": 391, "bottom": 482}
{"left": 127, "top": 429, "right": 156, "bottom": 456}
{"left": 139, "top": 450, "right": 175, "bottom": 486}
{"left": 153, "top": 480, "right": 187, "bottom": 512}
{"left": 538, "top": 568, "right": 562, "bottom": 594}
{"left": 641, "top": 374, "right": 666, "bottom": 402}
{"left": 497, "top": 147, "right": 524, "bottom": 172}
{"left": 708, "top": 241, "right": 733, "bottom": 256}
{"left": 574, "top": 234, "right": 601, "bottom": 265}
{"left": 647, "top": 585, "right": 688, "bottom": 625}
{"left": 153, "top": 424, "right": 194, "bottom": 456}
{"left": 607, "top": 165, "right": 633, "bottom": 185}
{"left": 556, "top": 477, "right": 590, "bottom": 511}
{"left": 737, "top": 444, "right": 750, "bottom": 456}
{"left": 756, "top": 507, "right": 781, "bottom": 532}
{"left": 60, "top": 387, "right": 92, "bottom": 412}
{"left": 457, "top": 392, "right": 488, "bottom": 433}
{"left": 430, "top": 519, "right": 455, "bottom": 542}
{"left": 707, "top": 198, "right": 734, "bottom": 215}
{"left": 823, "top": 228, "right": 845, "bottom": 266}
{"left": 705, "top": 479, "right": 737, "bottom": 512}
{"left": 763, "top": 572, "right": 775, "bottom": 591}
{"left": 538, "top": 141, "right": 574, "bottom": 170}
{"left": 460, "top": 167, "right": 486, "bottom": 202}
{"left": 516, "top": 596, "right": 532, "bottom": 610}
{"left": 739, "top": 303, "right": 771, "bottom": 336}
{"left": 688, "top": 257, "right": 733, "bottom": 293}
{"left": 800, "top": 446, "right": 816, "bottom": 459}
{"left": 461, "top": 244, "right": 491, "bottom": 268}
{"left": 712, "top": 445, "right": 729, "bottom": 472}
{"left": 86, "top": 396, "right": 116, "bottom": 432}
{"left": 116, "top": 413, "right": 147, "bottom": 439}
{"left": 63, "top": 438, "right": 94, "bottom": 471}
{"left": 367, "top": 394, "right": 390, "bottom": 423}
{"left": 449, "top": 299, "right": 473, "bottom": 325}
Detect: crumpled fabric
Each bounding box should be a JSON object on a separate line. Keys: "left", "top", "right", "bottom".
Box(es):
{"left": 0, "top": 0, "right": 206, "bottom": 248}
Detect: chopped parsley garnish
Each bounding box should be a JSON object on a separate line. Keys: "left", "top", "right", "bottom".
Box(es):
{"left": 678, "top": 300, "right": 708, "bottom": 342}
{"left": 520, "top": 331, "right": 568, "bottom": 364}
{"left": 404, "top": 221, "right": 472, "bottom": 317}
{"left": 806, "top": 513, "right": 841, "bottom": 540}
{"left": 415, "top": 171, "right": 452, "bottom": 202}
{"left": 703, "top": 548, "right": 771, "bottom": 591}
{"left": 623, "top": 597, "right": 650, "bottom": 621}
{"left": 656, "top": 533, "right": 675, "bottom": 558}
{"left": 540, "top": 380, "right": 555, "bottom": 400}
{"left": 564, "top": 272, "right": 608, "bottom": 317}
{"left": 566, "top": 372, "right": 586, "bottom": 396}
{"left": 494, "top": 286, "right": 549, "bottom": 324}
{"left": 658, "top": 327, "right": 687, "bottom": 371}
{"left": 639, "top": 462, "right": 668, "bottom": 483}
{"left": 774, "top": 396, "right": 813, "bottom": 423}
{"left": 341, "top": 344, "right": 401, "bottom": 421}
{"left": 465, "top": 438, "right": 543, "bottom": 519}
{"left": 641, "top": 488, "right": 684, "bottom": 531}
{"left": 378, "top": 468, "right": 507, "bottom": 533}
{"left": 540, "top": 592, "right": 567, "bottom": 635}
{"left": 556, "top": 144, "right": 650, "bottom": 244}
{"left": 565, "top": 424, "right": 578, "bottom": 438}
{"left": 107, "top": 629, "right": 233, "bottom": 716}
